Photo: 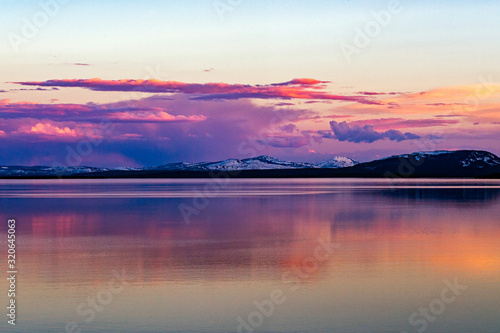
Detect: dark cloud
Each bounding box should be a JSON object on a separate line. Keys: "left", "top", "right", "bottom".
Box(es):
{"left": 324, "top": 121, "right": 421, "bottom": 143}
{"left": 270, "top": 78, "right": 329, "bottom": 86}
{"left": 434, "top": 114, "right": 464, "bottom": 118}
{"left": 347, "top": 118, "right": 460, "bottom": 129}
{"left": 8, "top": 88, "right": 53, "bottom": 92}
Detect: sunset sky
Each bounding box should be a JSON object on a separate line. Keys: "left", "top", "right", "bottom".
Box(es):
{"left": 1, "top": 0, "right": 500, "bottom": 167}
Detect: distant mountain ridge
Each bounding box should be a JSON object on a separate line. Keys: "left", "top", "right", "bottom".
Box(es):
{"left": 149, "top": 155, "right": 358, "bottom": 171}
{"left": 1, "top": 150, "right": 500, "bottom": 178}
{"left": 345, "top": 150, "right": 500, "bottom": 178}
{"left": 0, "top": 155, "right": 357, "bottom": 177}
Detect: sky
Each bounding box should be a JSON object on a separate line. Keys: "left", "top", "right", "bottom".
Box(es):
{"left": 1, "top": 0, "right": 500, "bottom": 167}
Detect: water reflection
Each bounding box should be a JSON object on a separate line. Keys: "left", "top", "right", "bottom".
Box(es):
{"left": 0, "top": 179, "right": 499, "bottom": 332}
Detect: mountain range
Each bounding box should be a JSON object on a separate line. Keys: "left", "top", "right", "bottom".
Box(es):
{"left": 148, "top": 155, "right": 358, "bottom": 171}
{"left": 1, "top": 150, "right": 500, "bottom": 178}
{"left": 0, "top": 155, "right": 357, "bottom": 177}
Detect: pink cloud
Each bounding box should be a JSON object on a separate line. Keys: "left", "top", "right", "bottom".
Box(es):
{"left": 278, "top": 124, "right": 298, "bottom": 133}
{"left": 11, "top": 120, "right": 104, "bottom": 141}
{"left": 108, "top": 110, "right": 206, "bottom": 123}
{"left": 112, "top": 133, "right": 143, "bottom": 141}
{"left": 29, "top": 123, "right": 77, "bottom": 136}
{"left": 0, "top": 99, "right": 204, "bottom": 124}
{"left": 322, "top": 115, "right": 354, "bottom": 119}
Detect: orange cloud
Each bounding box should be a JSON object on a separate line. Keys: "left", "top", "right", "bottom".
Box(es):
{"left": 29, "top": 123, "right": 77, "bottom": 136}
{"left": 14, "top": 122, "right": 101, "bottom": 141}
{"left": 333, "top": 83, "right": 500, "bottom": 131}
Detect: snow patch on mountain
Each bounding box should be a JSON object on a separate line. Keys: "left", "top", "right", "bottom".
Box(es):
{"left": 151, "top": 155, "right": 358, "bottom": 171}
{"left": 459, "top": 151, "right": 500, "bottom": 167}
{"left": 8, "top": 151, "right": 500, "bottom": 177}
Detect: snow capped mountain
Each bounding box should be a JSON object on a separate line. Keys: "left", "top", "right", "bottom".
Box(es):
{"left": 202, "top": 156, "right": 313, "bottom": 171}
{"left": 380, "top": 150, "right": 453, "bottom": 162}
{"left": 385, "top": 150, "right": 500, "bottom": 167}
{"left": 347, "top": 150, "right": 500, "bottom": 177}
{"left": 2, "top": 151, "right": 500, "bottom": 178}
{"left": 314, "top": 156, "right": 358, "bottom": 168}
{"left": 154, "top": 155, "right": 358, "bottom": 171}
{"left": 0, "top": 155, "right": 358, "bottom": 177}
{"left": 458, "top": 151, "right": 500, "bottom": 167}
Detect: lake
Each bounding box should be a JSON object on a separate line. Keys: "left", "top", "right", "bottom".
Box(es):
{"left": 0, "top": 179, "right": 499, "bottom": 333}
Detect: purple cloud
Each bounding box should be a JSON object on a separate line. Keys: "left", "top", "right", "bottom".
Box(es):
{"left": 324, "top": 121, "right": 421, "bottom": 143}
{"left": 278, "top": 124, "right": 298, "bottom": 133}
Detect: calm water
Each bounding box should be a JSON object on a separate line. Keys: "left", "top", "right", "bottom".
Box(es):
{"left": 0, "top": 179, "right": 499, "bottom": 333}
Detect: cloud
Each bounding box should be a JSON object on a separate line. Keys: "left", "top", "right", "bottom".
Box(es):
{"left": 346, "top": 118, "right": 460, "bottom": 131}
{"left": 356, "top": 91, "right": 404, "bottom": 96}
{"left": 8, "top": 87, "right": 54, "bottom": 92}
{"left": 12, "top": 121, "right": 103, "bottom": 141}
{"left": 257, "top": 135, "right": 311, "bottom": 148}
{"left": 13, "top": 78, "right": 380, "bottom": 105}
{"left": 271, "top": 78, "right": 329, "bottom": 86}
{"left": 0, "top": 94, "right": 324, "bottom": 166}
{"left": 407, "top": 84, "right": 500, "bottom": 100}
{"left": 383, "top": 129, "right": 421, "bottom": 141}
{"left": 426, "top": 103, "right": 466, "bottom": 106}
{"left": 29, "top": 123, "right": 77, "bottom": 136}
{"left": 278, "top": 124, "right": 298, "bottom": 133}
{"left": 304, "top": 101, "right": 328, "bottom": 104}
{"left": 322, "top": 115, "right": 353, "bottom": 119}
{"left": 108, "top": 110, "right": 206, "bottom": 123}
{"left": 0, "top": 99, "right": 205, "bottom": 124}
{"left": 324, "top": 121, "right": 421, "bottom": 143}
